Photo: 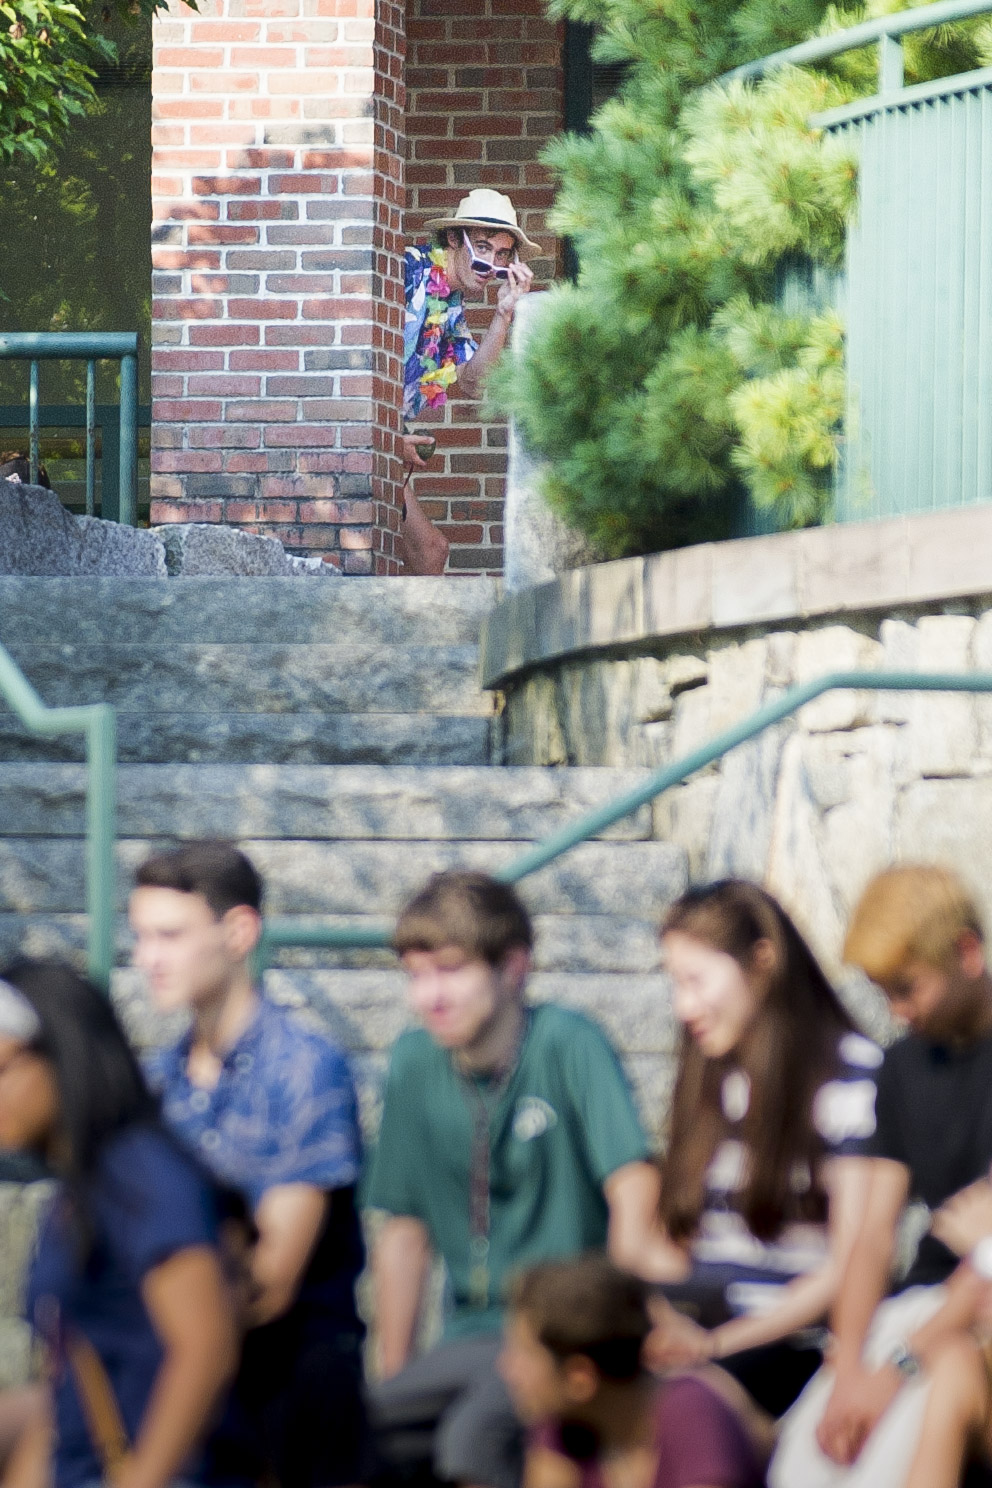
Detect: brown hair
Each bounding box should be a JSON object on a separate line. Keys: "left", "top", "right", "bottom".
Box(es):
{"left": 394, "top": 870, "right": 533, "bottom": 965}
{"left": 135, "top": 841, "right": 263, "bottom": 918}
{"left": 659, "top": 879, "right": 853, "bottom": 1243}
{"left": 844, "top": 864, "right": 984, "bottom": 982}
{"left": 510, "top": 1254, "right": 650, "bottom": 1380}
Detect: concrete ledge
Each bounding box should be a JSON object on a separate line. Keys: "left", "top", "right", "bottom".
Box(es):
{"left": 481, "top": 504, "right": 992, "bottom": 688}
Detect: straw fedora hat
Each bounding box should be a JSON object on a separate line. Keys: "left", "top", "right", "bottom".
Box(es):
{"left": 423, "top": 190, "right": 542, "bottom": 259}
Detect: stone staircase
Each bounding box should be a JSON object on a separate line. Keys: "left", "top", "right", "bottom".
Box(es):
{"left": 0, "top": 576, "right": 688, "bottom": 1124}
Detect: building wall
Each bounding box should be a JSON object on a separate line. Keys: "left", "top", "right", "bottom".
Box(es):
{"left": 150, "top": 0, "right": 405, "bottom": 573}
{"left": 404, "top": 0, "right": 563, "bottom": 574}
{"left": 149, "top": 0, "right": 563, "bottom": 573}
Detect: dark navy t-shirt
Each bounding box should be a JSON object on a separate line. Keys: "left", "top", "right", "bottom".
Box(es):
{"left": 28, "top": 1124, "right": 220, "bottom": 1488}
{"left": 866, "top": 1028, "right": 992, "bottom": 1287}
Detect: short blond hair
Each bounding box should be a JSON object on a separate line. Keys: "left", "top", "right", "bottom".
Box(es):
{"left": 844, "top": 865, "right": 984, "bottom": 981}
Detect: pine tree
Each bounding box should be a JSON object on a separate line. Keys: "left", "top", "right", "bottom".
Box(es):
{"left": 491, "top": 0, "right": 990, "bottom": 557}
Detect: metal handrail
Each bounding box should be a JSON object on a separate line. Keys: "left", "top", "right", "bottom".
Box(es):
{"left": 0, "top": 644, "right": 116, "bottom": 986}
{"left": 256, "top": 669, "right": 992, "bottom": 962}
{"left": 0, "top": 333, "right": 140, "bottom": 524}
{"left": 725, "top": 0, "right": 992, "bottom": 85}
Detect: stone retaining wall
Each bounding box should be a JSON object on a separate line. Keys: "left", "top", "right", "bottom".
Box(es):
{"left": 484, "top": 508, "right": 992, "bottom": 990}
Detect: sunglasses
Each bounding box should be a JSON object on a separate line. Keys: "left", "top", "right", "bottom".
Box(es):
{"left": 464, "top": 231, "right": 513, "bottom": 280}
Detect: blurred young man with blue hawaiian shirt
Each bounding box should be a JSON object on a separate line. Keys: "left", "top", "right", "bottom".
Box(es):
{"left": 131, "top": 841, "right": 370, "bottom": 1488}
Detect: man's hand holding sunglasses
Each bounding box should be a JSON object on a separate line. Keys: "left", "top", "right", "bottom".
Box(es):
{"left": 463, "top": 230, "right": 534, "bottom": 317}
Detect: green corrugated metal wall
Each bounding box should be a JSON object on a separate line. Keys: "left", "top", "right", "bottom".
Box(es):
{"left": 832, "top": 81, "right": 992, "bottom": 519}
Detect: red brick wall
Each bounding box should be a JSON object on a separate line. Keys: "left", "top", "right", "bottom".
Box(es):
{"left": 150, "top": 0, "right": 405, "bottom": 573}
{"left": 370, "top": 0, "right": 406, "bottom": 572}
{"left": 404, "top": 0, "right": 564, "bottom": 574}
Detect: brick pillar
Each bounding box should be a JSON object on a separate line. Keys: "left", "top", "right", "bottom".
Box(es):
{"left": 405, "top": 0, "right": 562, "bottom": 574}
{"left": 150, "top": 0, "right": 405, "bottom": 573}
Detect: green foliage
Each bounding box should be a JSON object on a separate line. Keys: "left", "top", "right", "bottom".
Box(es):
{"left": 494, "top": 0, "right": 985, "bottom": 557}
{"left": 0, "top": 0, "right": 168, "bottom": 165}
{"left": 0, "top": 16, "right": 152, "bottom": 402}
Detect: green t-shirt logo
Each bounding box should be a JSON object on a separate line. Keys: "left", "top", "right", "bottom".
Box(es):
{"left": 512, "top": 1096, "right": 558, "bottom": 1142}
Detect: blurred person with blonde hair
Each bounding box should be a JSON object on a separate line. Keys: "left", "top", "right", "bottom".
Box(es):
{"left": 771, "top": 864, "right": 992, "bottom": 1487}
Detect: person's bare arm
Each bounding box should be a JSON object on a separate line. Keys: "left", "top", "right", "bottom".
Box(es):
{"left": 117, "top": 1246, "right": 238, "bottom": 1488}
{"left": 603, "top": 1160, "right": 690, "bottom": 1281}
{"left": 373, "top": 1215, "right": 433, "bottom": 1379}
{"left": 456, "top": 262, "right": 534, "bottom": 399}
{"left": 816, "top": 1158, "right": 909, "bottom": 1464}
{"left": 522, "top": 1444, "right": 582, "bottom": 1488}
{"left": 249, "top": 1183, "right": 329, "bottom": 1327}
{"left": 708, "top": 1156, "right": 873, "bottom": 1358}
{"left": 0, "top": 1388, "right": 51, "bottom": 1488}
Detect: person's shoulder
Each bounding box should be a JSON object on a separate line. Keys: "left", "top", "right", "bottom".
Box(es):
{"left": 256, "top": 1000, "right": 356, "bottom": 1089}
{"left": 834, "top": 1030, "right": 885, "bottom": 1076}
{"left": 877, "top": 1029, "right": 926, "bottom": 1075}
{"left": 387, "top": 1025, "right": 438, "bottom": 1075}
{"left": 405, "top": 242, "right": 432, "bottom": 278}
{"left": 100, "top": 1121, "right": 206, "bottom": 1193}
{"left": 529, "top": 1002, "right": 617, "bottom": 1053}
{"left": 143, "top": 1030, "right": 187, "bottom": 1093}
{"left": 810, "top": 1031, "right": 884, "bottom": 1148}
{"left": 655, "top": 1373, "right": 750, "bottom": 1442}
{"left": 257, "top": 997, "right": 343, "bottom": 1055}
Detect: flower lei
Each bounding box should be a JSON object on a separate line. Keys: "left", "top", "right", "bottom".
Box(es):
{"left": 416, "top": 248, "right": 462, "bottom": 409}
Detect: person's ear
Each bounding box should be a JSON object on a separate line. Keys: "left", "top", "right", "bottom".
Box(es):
{"left": 222, "top": 903, "right": 263, "bottom": 962}
{"left": 497, "top": 944, "right": 531, "bottom": 994}
{"left": 750, "top": 937, "right": 776, "bottom": 980}
{"left": 562, "top": 1356, "right": 600, "bottom": 1405}
{"left": 958, "top": 928, "right": 986, "bottom": 980}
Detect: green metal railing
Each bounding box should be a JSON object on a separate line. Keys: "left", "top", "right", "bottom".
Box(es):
{"left": 0, "top": 644, "right": 116, "bottom": 987}
{"left": 256, "top": 669, "right": 992, "bottom": 965}
{"left": 0, "top": 404, "right": 152, "bottom": 524}
{"left": 722, "top": 0, "right": 992, "bottom": 524}
{"left": 725, "top": 0, "right": 992, "bottom": 93}
{"left": 0, "top": 333, "right": 140, "bottom": 524}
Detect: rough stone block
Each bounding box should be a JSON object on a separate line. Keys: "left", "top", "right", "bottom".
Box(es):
{"left": 903, "top": 615, "right": 978, "bottom": 778}
{"left": 706, "top": 637, "right": 769, "bottom": 734}
{"left": 0, "top": 484, "right": 166, "bottom": 576}
{"left": 877, "top": 619, "right": 919, "bottom": 723}
{"left": 633, "top": 657, "right": 673, "bottom": 724}
{"left": 765, "top": 733, "right": 846, "bottom": 972}
{"left": 896, "top": 777, "right": 992, "bottom": 921}
{"left": 817, "top": 727, "right": 898, "bottom": 915}
{"left": 706, "top": 726, "right": 786, "bottom": 883}
{"left": 971, "top": 612, "right": 992, "bottom": 761}
{"left": 793, "top": 625, "right": 881, "bottom": 732}
{"left": 153, "top": 522, "right": 337, "bottom": 577}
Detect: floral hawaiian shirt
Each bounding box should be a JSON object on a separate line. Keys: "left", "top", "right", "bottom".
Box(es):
{"left": 145, "top": 995, "right": 362, "bottom": 1211}
{"left": 403, "top": 242, "right": 478, "bottom": 421}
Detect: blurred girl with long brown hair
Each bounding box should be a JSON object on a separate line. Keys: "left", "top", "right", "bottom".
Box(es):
{"left": 651, "top": 880, "right": 879, "bottom": 1417}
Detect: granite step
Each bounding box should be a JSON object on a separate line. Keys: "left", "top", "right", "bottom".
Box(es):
{"left": 0, "top": 576, "right": 499, "bottom": 648}
{"left": 0, "top": 714, "right": 495, "bottom": 766}
{"left": 0, "top": 643, "right": 491, "bottom": 717}
{"left": 0, "top": 910, "right": 665, "bottom": 975}
{"left": 0, "top": 837, "right": 687, "bottom": 918}
{"left": 0, "top": 764, "right": 657, "bottom": 840}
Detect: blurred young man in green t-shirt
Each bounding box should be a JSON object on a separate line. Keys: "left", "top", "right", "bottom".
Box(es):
{"left": 365, "top": 870, "right": 666, "bottom": 1488}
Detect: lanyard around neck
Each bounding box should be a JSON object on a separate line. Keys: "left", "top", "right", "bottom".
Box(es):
{"left": 460, "top": 1010, "right": 529, "bottom": 1310}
